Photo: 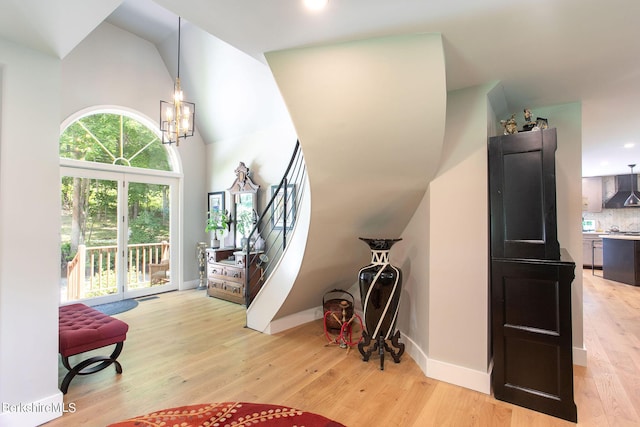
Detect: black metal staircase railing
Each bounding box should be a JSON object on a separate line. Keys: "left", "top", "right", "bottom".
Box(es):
{"left": 243, "top": 140, "right": 306, "bottom": 307}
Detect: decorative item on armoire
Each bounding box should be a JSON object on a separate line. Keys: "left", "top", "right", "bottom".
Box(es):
{"left": 522, "top": 108, "right": 536, "bottom": 131}
{"left": 536, "top": 117, "right": 549, "bottom": 130}
{"left": 500, "top": 113, "right": 518, "bottom": 135}
{"left": 357, "top": 237, "right": 404, "bottom": 370}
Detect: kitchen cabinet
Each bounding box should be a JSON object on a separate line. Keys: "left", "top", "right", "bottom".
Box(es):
{"left": 602, "top": 235, "right": 640, "bottom": 286}
{"left": 582, "top": 177, "right": 603, "bottom": 212}
{"left": 582, "top": 233, "right": 603, "bottom": 268}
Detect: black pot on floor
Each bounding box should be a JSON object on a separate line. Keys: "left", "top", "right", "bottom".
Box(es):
{"left": 357, "top": 237, "right": 404, "bottom": 370}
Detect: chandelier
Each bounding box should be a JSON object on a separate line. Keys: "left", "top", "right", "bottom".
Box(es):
{"left": 160, "top": 17, "right": 195, "bottom": 145}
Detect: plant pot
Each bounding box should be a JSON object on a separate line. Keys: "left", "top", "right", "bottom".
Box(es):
{"left": 240, "top": 237, "right": 249, "bottom": 250}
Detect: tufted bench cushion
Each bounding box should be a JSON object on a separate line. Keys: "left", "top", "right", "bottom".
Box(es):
{"left": 58, "top": 303, "right": 129, "bottom": 393}
{"left": 59, "top": 303, "right": 129, "bottom": 356}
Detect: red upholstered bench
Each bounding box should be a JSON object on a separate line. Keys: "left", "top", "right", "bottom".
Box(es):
{"left": 58, "top": 303, "right": 129, "bottom": 394}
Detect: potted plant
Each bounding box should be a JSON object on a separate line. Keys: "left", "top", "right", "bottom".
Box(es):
{"left": 206, "top": 209, "right": 229, "bottom": 248}
{"left": 236, "top": 209, "right": 255, "bottom": 249}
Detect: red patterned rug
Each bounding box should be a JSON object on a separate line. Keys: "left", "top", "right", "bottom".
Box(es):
{"left": 107, "top": 402, "right": 346, "bottom": 427}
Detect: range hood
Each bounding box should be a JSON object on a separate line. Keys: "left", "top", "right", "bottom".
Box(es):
{"left": 604, "top": 174, "right": 640, "bottom": 208}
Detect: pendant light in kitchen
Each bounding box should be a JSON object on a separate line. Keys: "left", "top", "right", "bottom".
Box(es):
{"left": 623, "top": 164, "right": 640, "bottom": 207}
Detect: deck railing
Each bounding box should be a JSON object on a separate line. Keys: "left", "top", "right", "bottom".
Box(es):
{"left": 66, "top": 241, "right": 169, "bottom": 300}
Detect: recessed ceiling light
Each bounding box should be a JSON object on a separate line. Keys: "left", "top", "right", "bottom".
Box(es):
{"left": 624, "top": 143, "right": 635, "bottom": 148}
{"left": 303, "top": 0, "right": 329, "bottom": 11}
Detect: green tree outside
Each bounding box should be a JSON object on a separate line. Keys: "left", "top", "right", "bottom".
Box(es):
{"left": 60, "top": 113, "right": 171, "bottom": 270}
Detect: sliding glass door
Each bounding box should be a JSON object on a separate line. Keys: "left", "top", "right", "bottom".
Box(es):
{"left": 124, "top": 179, "right": 173, "bottom": 298}
{"left": 61, "top": 174, "right": 119, "bottom": 302}
{"left": 60, "top": 168, "right": 178, "bottom": 304}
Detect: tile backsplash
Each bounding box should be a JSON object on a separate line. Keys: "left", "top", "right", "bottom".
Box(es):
{"left": 583, "top": 208, "right": 640, "bottom": 232}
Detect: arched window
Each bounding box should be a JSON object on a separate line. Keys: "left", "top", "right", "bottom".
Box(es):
{"left": 60, "top": 112, "right": 172, "bottom": 170}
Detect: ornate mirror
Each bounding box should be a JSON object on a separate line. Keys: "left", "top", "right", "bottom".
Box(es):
{"left": 227, "top": 162, "right": 259, "bottom": 248}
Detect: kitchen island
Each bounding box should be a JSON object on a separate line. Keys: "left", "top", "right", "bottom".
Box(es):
{"left": 602, "top": 234, "right": 640, "bottom": 286}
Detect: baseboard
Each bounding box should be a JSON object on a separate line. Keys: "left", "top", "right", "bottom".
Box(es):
{"left": 397, "top": 329, "right": 490, "bottom": 394}
{"left": 181, "top": 279, "right": 199, "bottom": 290}
{"left": 573, "top": 345, "right": 587, "bottom": 366}
{"left": 0, "top": 391, "right": 68, "bottom": 426}
{"left": 426, "top": 357, "right": 491, "bottom": 394}
{"left": 398, "top": 330, "right": 428, "bottom": 373}
{"left": 265, "top": 306, "right": 324, "bottom": 334}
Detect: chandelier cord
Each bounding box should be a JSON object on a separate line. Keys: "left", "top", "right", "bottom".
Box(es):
{"left": 177, "top": 17, "right": 181, "bottom": 79}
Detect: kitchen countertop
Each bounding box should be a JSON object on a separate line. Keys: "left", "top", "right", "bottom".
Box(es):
{"left": 583, "top": 232, "right": 605, "bottom": 237}
{"left": 600, "top": 234, "right": 640, "bottom": 240}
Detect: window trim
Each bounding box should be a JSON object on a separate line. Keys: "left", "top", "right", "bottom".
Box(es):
{"left": 60, "top": 105, "right": 183, "bottom": 175}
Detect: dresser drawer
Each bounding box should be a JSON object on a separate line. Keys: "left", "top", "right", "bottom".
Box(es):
{"left": 208, "top": 264, "right": 244, "bottom": 280}
{"left": 207, "top": 278, "right": 242, "bottom": 293}
{"left": 207, "top": 278, "right": 224, "bottom": 291}
{"left": 206, "top": 255, "right": 259, "bottom": 305}
{"left": 207, "top": 278, "right": 244, "bottom": 304}
{"left": 207, "top": 264, "right": 225, "bottom": 278}
{"left": 223, "top": 266, "right": 244, "bottom": 283}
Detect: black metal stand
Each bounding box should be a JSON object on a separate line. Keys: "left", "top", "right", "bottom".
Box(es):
{"left": 60, "top": 342, "right": 124, "bottom": 394}
{"left": 358, "top": 330, "right": 404, "bottom": 370}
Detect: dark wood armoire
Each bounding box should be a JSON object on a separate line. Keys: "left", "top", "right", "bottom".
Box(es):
{"left": 489, "top": 128, "right": 577, "bottom": 422}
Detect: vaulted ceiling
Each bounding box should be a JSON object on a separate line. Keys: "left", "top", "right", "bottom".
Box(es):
{"left": 2, "top": 0, "right": 639, "bottom": 176}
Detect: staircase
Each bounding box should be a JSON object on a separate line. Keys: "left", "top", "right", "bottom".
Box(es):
{"left": 242, "top": 140, "right": 307, "bottom": 307}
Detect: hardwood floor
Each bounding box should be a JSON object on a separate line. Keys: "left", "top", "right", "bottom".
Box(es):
{"left": 45, "top": 270, "right": 640, "bottom": 426}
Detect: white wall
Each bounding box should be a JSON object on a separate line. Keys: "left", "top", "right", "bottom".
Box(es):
{"left": 61, "top": 23, "right": 169, "bottom": 121}
{"left": 176, "top": 21, "right": 295, "bottom": 148}
{"left": 61, "top": 22, "right": 207, "bottom": 284}
{"left": 196, "top": 19, "right": 299, "bottom": 246}
{"left": 426, "top": 83, "right": 495, "bottom": 393}
{"left": 265, "top": 33, "right": 447, "bottom": 321}
{"left": 0, "top": 39, "right": 64, "bottom": 426}
{"left": 393, "top": 189, "right": 431, "bottom": 365}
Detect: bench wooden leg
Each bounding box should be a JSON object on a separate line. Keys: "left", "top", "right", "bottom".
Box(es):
{"left": 60, "top": 342, "right": 124, "bottom": 394}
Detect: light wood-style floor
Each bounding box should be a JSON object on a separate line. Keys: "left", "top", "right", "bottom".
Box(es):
{"left": 45, "top": 270, "right": 640, "bottom": 426}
